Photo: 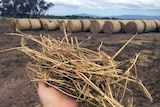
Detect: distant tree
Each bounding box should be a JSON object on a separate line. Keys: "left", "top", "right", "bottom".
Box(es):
{"left": 27, "top": 0, "right": 54, "bottom": 17}
{"left": 0, "top": 0, "right": 54, "bottom": 17}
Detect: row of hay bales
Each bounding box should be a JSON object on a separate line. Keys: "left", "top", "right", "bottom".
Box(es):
{"left": 90, "top": 20, "right": 160, "bottom": 34}
{"left": 8, "top": 18, "right": 91, "bottom": 32}
{"left": 8, "top": 18, "right": 59, "bottom": 31}
{"left": 8, "top": 18, "right": 160, "bottom": 34}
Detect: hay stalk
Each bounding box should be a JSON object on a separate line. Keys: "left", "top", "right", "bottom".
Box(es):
{"left": 1, "top": 28, "right": 153, "bottom": 107}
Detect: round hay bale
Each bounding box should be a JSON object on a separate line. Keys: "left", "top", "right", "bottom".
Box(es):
{"left": 57, "top": 19, "right": 61, "bottom": 23}
{"left": 56, "top": 19, "right": 62, "bottom": 25}
{"left": 49, "top": 19, "right": 59, "bottom": 25}
{"left": 39, "top": 19, "right": 51, "bottom": 29}
{"left": 80, "top": 19, "right": 91, "bottom": 32}
{"left": 142, "top": 20, "right": 152, "bottom": 32}
{"left": 29, "top": 19, "right": 41, "bottom": 30}
{"left": 125, "top": 20, "right": 145, "bottom": 34}
{"left": 59, "top": 20, "right": 68, "bottom": 31}
{"left": 67, "top": 20, "right": 82, "bottom": 33}
{"left": 42, "top": 19, "right": 59, "bottom": 31}
{"left": 49, "top": 19, "right": 60, "bottom": 29}
{"left": 8, "top": 18, "right": 17, "bottom": 31}
{"left": 150, "top": 20, "right": 157, "bottom": 32}
{"left": 90, "top": 20, "right": 105, "bottom": 33}
{"left": 16, "top": 18, "right": 31, "bottom": 31}
{"left": 142, "top": 20, "right": 157, "bottom": 33}
{"left": 44, "top": 22, "right": 59, "bottom": 31}
{"left": 119, "top": 20, "right": 131, "bottom": 33}
{"left": 44, "top": 23, "right": 56, "bottom": 31}
{"left": 103, "top": 20, "right": 121, "bottom": 34}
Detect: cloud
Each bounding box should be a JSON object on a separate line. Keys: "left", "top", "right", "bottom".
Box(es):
{"left": 46, "top": 0, "right": 97, "bottom": 9}
{"left": 45, "top": 0, "right": 160, "bottom": 16}
{"left": 46, "top": 0, "right": 160, "bottom": 10}
{"left": 99, "top": 0, "right": 160, "bottom": 10}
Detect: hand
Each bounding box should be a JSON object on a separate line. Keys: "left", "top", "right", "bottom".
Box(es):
{"left": 37, "top": 82, "right": 79, "bottom": 107}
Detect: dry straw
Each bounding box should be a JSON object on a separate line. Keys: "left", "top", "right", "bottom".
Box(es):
{"left": 16, "top": 18, "right": 31, "bottom": 31}
{"left": 119, "top": 20, "right": 131, "bottom": 33}
{"left": 90, "top": 20, "right": 105, "bottom": 33}
{"left": 39, "top": 19, "right": 51, "bottom": 29}
{"left": 125, "top": 20, "right": 145, "bottom": 34}
{"left": 80, "top": 19, "right": 91, "bottom": 32}
{"left": 43, "top": 23, "right": 57, "bottom": 31}
{"left": 49, "top": 19, "right": 60, "bottom": 27}
{"left": 103, "top": 20, "right": 121, "bottom": 34}
{"left": 149, "top": 20, "right": 157, "bottom": 32}
{"left": 29, "top": 19, "right": 42, "bottom": 30}
{"left": 142, "top": 20, "right": 157, "bottom": 33}
{"left": 59, "top": 20, "right": 68, "bottom": 31}
{"left": 67, "top": 20, "right": 82, "bottom": 33}
{"left": 3, "top": 27, "right": 153, "bottom": 107}
{"left": 43, "top": 19, "right": 59, "bottom": 31}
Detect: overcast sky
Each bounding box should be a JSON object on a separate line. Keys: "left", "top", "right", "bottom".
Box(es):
{"left": 46, "top": 0, "right": 160, "bottom": 16}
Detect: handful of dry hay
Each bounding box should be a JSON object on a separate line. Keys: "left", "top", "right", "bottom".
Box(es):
{"left": 5, "top": 30, "right": 152, "bottom": 107}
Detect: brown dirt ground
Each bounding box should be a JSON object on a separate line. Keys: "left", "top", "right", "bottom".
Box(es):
{"left": 0, "top": 19, "right": 160, "bottom": 107}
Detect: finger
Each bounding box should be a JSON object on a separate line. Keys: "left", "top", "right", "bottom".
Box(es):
{"left": 38, "top": 81, "right": 47, "bottom": 89}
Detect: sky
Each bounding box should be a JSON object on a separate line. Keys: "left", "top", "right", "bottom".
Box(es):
{"left": 45, "top": 0, "right": 160, "bottom": 16}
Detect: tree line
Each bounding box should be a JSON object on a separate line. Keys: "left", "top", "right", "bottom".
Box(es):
{"left": 0, "top": 0, "right": 54, "bottom": 18}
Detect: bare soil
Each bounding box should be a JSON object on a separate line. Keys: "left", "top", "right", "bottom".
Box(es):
{"left": 0, "top": 19, "right": 160, "bottom": 107}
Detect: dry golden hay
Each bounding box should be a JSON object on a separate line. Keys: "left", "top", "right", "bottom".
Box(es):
{"left": 103, "top": 20, "right": 121, "bottom": 34}
{"left": 80, "top": 19, "right": 91, "bottom": 32}
{"left": 44, "top": 19, "right": 60, "bottom": 31}
{"left": 29, "top": 19, "right": 42, "bottom": 30}
{"left": 8, "top": 18, "right": 17, "bottom": 32}
{"left": 57, "top": 19, "right": 62, "bottom": 23}
{"left": 119, "top": 20, "right": 131, "bottom": 33}
{"left": 142, "top": 20, "right": 157, "bottom": 33}
{"left": 142, "top": 20, "right": 151, "bottom": 33}
{"left": 3, "top": 29, "right": 153, "bottom": 107}
{"left": 67, "top": 20, "right": 82, "bottom": 33}
{"left": 55, "top": 19, "right": 63, "bottom": 26}
{"left": 150, "top": 20, "right": 157, "bottom": 32}
{"left": 125, "top": 20, "right": 145, "bottom": 34}
{"left": 39, "top": 19, "right": 51, "bottom": 29}
{"left": 44, "top": 22, "right": 59, "bottom": 31}
{"left": 49, "top": 19, "right": 60, "bottom": 27}
{"left": 16, "top": 18, "right": 31, "bottom": 31}
{"left": 59, "top": 20, "right": 68, "bottom": 31}
{"left": 90, "top": 20, "right": 105, "bottom": 33}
